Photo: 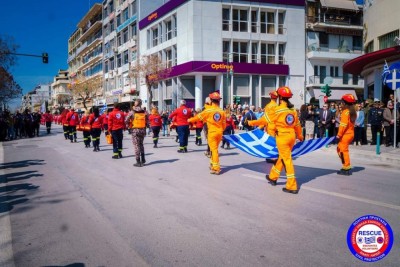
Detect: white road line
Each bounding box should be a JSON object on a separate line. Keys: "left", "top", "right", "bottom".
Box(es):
{"left": 242, "top": 173, "right": 400, "bottom": 211}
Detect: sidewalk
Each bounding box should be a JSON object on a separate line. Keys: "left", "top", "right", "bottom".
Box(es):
{"left": 325, "top": 142, "right": 400, "bottom": 165}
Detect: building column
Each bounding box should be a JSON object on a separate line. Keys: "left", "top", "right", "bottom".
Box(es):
{"left": 216, "top": 74, "right": 223, "bottom": 108}
{"left": 374, "top": 69, "right": 383, "bottom": 100}
{"left": 195, "top": 74, "right": 203, "bottom": 110}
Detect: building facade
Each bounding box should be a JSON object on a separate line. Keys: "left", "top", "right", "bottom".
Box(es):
{"left": 305, "top": 0, "right": 364, "bottom": 104}
{"left": 67, "top": 3, "right": 103, "bottom": 111}
{"left": 344, "top": 0, "right": 400, "bottom": 103}
{"left": 138, "top": 0, "right": 306, "bottom": 110}
{"left": 21, "top": 84, "right": 51, "bottom": 112}
{"left": 50, "top": 69, "right": 71, "bottom": 113}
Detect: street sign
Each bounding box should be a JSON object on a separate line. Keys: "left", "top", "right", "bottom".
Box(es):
{"left": 385, "top": 69, "right": 400, "bottom": 90}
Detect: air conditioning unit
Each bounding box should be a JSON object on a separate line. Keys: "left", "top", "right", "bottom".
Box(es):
{"left": 113, "top": 47, "right": 118, "bottom": 53}
{"left": 306, "top": 23, "right": 312, "bottom": 29}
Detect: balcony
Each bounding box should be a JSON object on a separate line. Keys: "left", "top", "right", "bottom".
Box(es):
{"left": 307, "top": 45, "right": 362, "bottom": 60}
{"left": 307, "top": 12, "right": 362, "bottom": 28}
{"left": 308, "top": 75, "right": 364, "bottom": 88}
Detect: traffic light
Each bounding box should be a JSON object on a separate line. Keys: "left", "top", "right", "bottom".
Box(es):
{"left": 321, "top": 84, "right": 331, "bottom": 97}
{"left": 42, "top": 52, "right": 49, "bottom": 64}
{"left": 233, "top": 96, "right": 241, "bottom": 104}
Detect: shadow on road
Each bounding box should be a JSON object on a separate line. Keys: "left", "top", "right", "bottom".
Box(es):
{"left": 0, "top": 160, "right": 45, "bottom": 170}
{"left": 0, "top": 170, "right": 42, "bottom": 213}
{"left": 43, "top": 263, "right": 86, "bottom": 267}
{"left": 145, "top": 158, "right": 179, "bottom": 166}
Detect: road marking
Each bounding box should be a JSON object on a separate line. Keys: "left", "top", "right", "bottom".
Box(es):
{"left": 242, "top": 173, "right": 400, "bottom": 211}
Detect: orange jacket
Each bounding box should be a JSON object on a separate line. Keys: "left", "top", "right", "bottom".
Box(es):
{"left": 337, "top": 108, "right": 355, "bottom": 139}
{"left": 169, "top": 105, "right": 192, "bottom": 126}
{"left": 267, "top": 102, "right": 303, "bottom": 139}
{"left": 248, "top": 100, "right": 277, "bottom": 134}
{"left": 66, "top": 111, "right": 79, "bottom": 126}
{"left": 108, "top": 108, "right": 125, "bottom": 130}
{"left": 188, "top": 104, "right": 226, "bottom": 134}
{"left": 149, "top": 114, "right": 162, "bottom": 127}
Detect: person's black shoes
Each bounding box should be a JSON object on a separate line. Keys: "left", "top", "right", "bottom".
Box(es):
{"left": 282, "top": 188, "right": 299, "bottom": 194}
{"left": 265, "top": 175, "right": 277, "bottom": 186}
{"left": 337, "top": 169, "right": 352, "bottom": 176}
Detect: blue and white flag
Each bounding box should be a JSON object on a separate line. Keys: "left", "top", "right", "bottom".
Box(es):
{"left": 224, "top": 129, "right": 335, "bottom": 159}
{"left": 99, "top": 104, "right": 108, "bottom": 115}
{"left": 382, "top": 61, "right": 390, "bottom": 84}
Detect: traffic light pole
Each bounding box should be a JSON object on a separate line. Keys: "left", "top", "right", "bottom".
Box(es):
{"left": 3, "top": 52, "right": 48, "bottom": 63}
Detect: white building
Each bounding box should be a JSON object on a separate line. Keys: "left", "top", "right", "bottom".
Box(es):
{"left": 138, "top": 0, "right": 306, "bottom": 110}
{"left": 305, "top": 0, "right": 364, "bottom": 105}
{"left": 21, "top": 84, "right": 51, "bottom": 112}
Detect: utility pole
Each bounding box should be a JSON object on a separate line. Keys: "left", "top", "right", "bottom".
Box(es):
{"left": 2, "top": 51, "right": 49, "bottom": 64}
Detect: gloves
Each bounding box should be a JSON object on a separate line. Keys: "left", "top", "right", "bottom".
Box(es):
{"left": 298, "top": 136, "right": 304, "bottom": 142}
{"left": 334, "top": 136, "right": 340, "bottom": 143}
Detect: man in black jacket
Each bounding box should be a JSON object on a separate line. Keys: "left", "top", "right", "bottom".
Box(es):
{"left": 319, "top": 103, "right": 334, "bottom": 137}
{"left": 368, "top": 99, "right": 384, "bottom": 145}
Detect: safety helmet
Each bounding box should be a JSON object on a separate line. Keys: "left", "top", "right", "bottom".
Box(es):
{"left": 276, "top": 86, "right": 293, "bottom": 98}
{"left": 341, "top": 94, "right": 356, "bottom": 104}
{"left": 269, "top": 91, "right": 278, "bottom": 99}
{"left": 209, "top": 92, "right": 222, "bottom": 100}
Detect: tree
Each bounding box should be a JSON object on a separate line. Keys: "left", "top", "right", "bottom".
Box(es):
{"left": 69, "top": 74, "right": 102, "bottom": 111}
{"left": 129, "top": 54, "right": 171, "bottom": 108}
{"left": 0, "top": 35, "right": 21, "bottom": 109}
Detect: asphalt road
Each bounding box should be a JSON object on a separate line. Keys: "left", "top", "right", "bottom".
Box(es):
{"left": 1, "top": 125, "right": 399, "bottom": 267}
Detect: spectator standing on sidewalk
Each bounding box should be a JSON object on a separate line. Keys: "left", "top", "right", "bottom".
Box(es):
{"left": 368, "top": 99, "right": 384, "bottom": 145}
{"left": 318, "top": 103, "right": 333, "bottom": 138}
{"left": 161, "top": 110, "right": 170, "bottom": 136}
{"left": 354, "top": 103, "right": 365, "bottom": 145}
{"left": 383, "top": 101, "right": 399, "bottom": 147}
{"left": 108, "top": 102, "right": 125, "bottom": 159}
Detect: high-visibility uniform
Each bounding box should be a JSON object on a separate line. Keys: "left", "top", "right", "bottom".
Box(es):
{"left": 66, "top": 111, "right": 79, "bottom": 141}
{"left": 108, "top": 108, "right": 125, "bottom": 157}
{"left": 188, "top": 104, "right": 226, "bottom": 173}
{"left": 169, "top": 105, "right": 192, "bottom": 151}
{"left": 337, "top": 108, "right": 354, "bottom": 170}
{"left": 248, "top": 99, "right": 277, "bottom": 135}
{"left": 266, "top": 102, "right": 303, "bottom": 191}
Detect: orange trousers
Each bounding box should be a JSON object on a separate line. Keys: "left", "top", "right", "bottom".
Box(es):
{"left": 337, "top": 133, "right": 353, "bottom": 170}
{"left": 268, "top": 132, "right": 297, "bottom": 191}
{"left": 208, "top": 131, "right": 223, "bottom": 172}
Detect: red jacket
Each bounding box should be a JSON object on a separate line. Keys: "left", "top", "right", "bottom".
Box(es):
{"left": 43, "top": 113, "right": 53, "bottom": 122}
{"left": 66, "top": 111, "right": 79, "bottom": 126}
{"left": 80, "top": 115, "right": 89, "bottom": 125}
{"left": 169, "top": 105, "right": 192, "bottom": 126}
{"left": 149, "top": 114, "right": 162, "bottom": 127}
{"left": 88, "top": 114, "right": 103, "bottom": 129}
{"left": 194, "top": 120, "right": 204, "bottom": 129}
{"left": 108, "top": 108, "right": 125, "bottom": 130}
{"left": 102, "top": 113, "right": 108, "bottom": 125}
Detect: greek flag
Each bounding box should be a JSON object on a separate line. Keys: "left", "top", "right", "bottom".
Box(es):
{"left": 224, "top": 129, "right": 335, "bottom": 159}
{"left": 99, "top": 104, "right": 108, "bottom": 115}
{"left": 382, "top": 61, "right": 390, "bottom": 84}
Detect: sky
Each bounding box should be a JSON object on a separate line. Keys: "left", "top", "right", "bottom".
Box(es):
{"left": 1, "top": 0, "right": 102, "bottom": 107}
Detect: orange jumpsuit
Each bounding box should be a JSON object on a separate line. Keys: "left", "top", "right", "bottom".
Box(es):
{"left": 336, "top": 108, "right": 354, "bottom": 170}
{"left": 267, "top": 102, "right": 303, "bottom": 191}
{"left": 188, "top": 103, "right": 226, "bottom": 173}
{"left": 248, "top": 99, "right": 278, "bottom": 135}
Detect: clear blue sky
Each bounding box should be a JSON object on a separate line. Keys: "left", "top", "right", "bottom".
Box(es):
{"left": 1, "top": 0, "right": 102, "bottom": 97}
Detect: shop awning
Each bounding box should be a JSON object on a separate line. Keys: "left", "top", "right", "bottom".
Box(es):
{"left": 320, "top": 0, "right": 359, "bottom": 11}
{"left": 312, "top": 89, "right": 358, "bottom": 100}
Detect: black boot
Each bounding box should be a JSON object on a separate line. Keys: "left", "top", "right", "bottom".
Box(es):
{"left": 141, "top": 153, "right": 146, "bottom": 165}
{"left": 133, "top": 158, "right": 142, "bottom": 167}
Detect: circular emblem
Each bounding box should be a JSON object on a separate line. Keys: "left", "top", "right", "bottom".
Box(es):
{"left": 285, "top": 114, "right": 294, "bottom": 125}
{"left": 347, "top": 215, "right": 393, "bottom": 262}
{"left": 71, "top": 115, "right": 75, "bottom": 119}
{"left": 213, "top": 113, "right": 221, "bottom": 122}
{"left": 182, "top": 109, "right": 187, "bottom": 115}
{"left": 155, "top": 118, "right": 159, "bottom": 123}
{"left": 116, "top": 113, "right": 121, "bottom": 119}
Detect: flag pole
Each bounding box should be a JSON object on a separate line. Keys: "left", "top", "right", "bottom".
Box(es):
{"left": 394, "top": 86, "right": 397, "bottom": 148}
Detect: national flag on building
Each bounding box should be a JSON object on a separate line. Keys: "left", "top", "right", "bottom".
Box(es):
{"left": 382, "top": 61, "right": 390, "bottom": 84}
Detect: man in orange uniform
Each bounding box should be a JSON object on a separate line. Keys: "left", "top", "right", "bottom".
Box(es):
{"left": 247, "top": 91, "right": 278, "bottom": 135}
{"left": 169, "top": 100, "right": 192, "bottom": 153}
{"left": 108, "top": 102, "right": 125, "bottom": 159}
{"left": 66, "top": 108, "right": 79, "bottom": 143}
{"left": 265, "top": 87, "right": 303, "bottom": 194}
{"left": 188, "top": 92, "right": 226, "bottom": 175}
{"left": 149, "top": 107, "right": 162, "bottom": 148}
{"left": 336, "top": 94, "right": 357, "bottom": 175}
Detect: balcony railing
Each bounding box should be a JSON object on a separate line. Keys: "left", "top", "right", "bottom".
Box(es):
{"left": 308, "top": 75, "right": 364, "bottom": 87}
{"left": 307, "top": 14, "right": 362, "bottom": 27}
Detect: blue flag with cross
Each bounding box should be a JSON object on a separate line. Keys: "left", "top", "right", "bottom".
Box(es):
{"left": 383, "top": 62, "right": 400, "bottom": 90}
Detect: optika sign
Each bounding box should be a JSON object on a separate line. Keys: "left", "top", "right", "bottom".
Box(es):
{"left": 211, "top": 63, "right": 233, "bottom": 71}
{"left": 148, "top": 12, "right": 158, "bottom": 21}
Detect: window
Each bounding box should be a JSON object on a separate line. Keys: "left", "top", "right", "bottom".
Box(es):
{"left": 365, "top": 41, "right": 374, "bottom": 53}
{"left": 261, "top": 43, "right": 275, "bottom": 64}
{"left": 123, "top": 29, "right": 128, "bottom": 43}
{"left": 232, "top": 9, "right": 248, "bottom": 32}
{"left": 173, "top": 45, "right": 177, "bottom": 66}
{"left": 104, "top": 7, "right": 108, "bottom": 18}
{"left": 267, "top": 12, "right": 275, "bottom": 34}
{"left": 152, "top": 27, "right": 159, "bottom": 46}
{"left": 343, "top": 72, "right": 349, "bottom": 84}
{"left": 117, "top": 54, "right": 122, "bottom": 68}
{"left": 166, "top": 49, "right": 172, "bottom": 68}
{"left": 278, "top": 12, "right": 285, "bottom": 34}
{"left": 123, "top": 8, "right": 129, "bottom": 22}
{"left": 110, "top": 19, "right": 114, "bottom": 32}
{"left": 108, "top": 1, "right": 114, "bottom": 13}
{"left": 173, "top": 15, "right": 177, "bottom": 37}
{"left": 251, "top": 42, "right": 258, "bottom": 63}
{"left": 222, "top": 8, "right": 230, "bottom": 31}
{"left": 131, "top": 50, "right": 137, "bottom": 61}
{"left": 314, "top": 65, "right": 319, "bottom": 76}
{"left": 379, "top": 30, "right": 399, "bottom": 50}
{"left": 117, "top": 14, "right": 121, "bottom": 27}
{"left": 251, "top": 10, "right": 258, "bottom": 33}
{"left": 353, "top": 74, "right": 359, "bottom": 85}
{"left": 123, "top": 50, "right": 129, "bottom": 65}
{"left": 233, "top": 41, "right": 248, "bottom": 63}
{"left": 104, "top": 60, "right": 109, "bottom": 72}
{"left": 130, "top": 22, "right": 137, "bottom": 38}
{"left": 330, "top": 66, "right": 339, "bottom": 77}
{"left": 320, "top": 66, "right": 326, "bottom": 84}
{"left": 130, "top": 1, "right": 137, "bottom": 16}
{"left": 319, "top": 32, "right": 329, "bottom": 47}
{"left": 110, "top": 56, "right": 115, "bottom": 70}
{"left": 166, "top": 20, "right": 172, "bottom": 40}
{"left": 353, "top": 36, "right": 362, "bottom": 51}
{"left": 278, "top": 44, "right": 285, "bottom": 64}
{"left": 117, "top": 33, "right": 122, "bottom": 46}
{"left": 223, "top": 41, "right": 230, "bottom": 62}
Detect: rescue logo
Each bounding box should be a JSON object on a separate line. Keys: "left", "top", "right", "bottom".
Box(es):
{"left": 183, "top": 109, "right": 188, "bottom": 115}
{"left": 116, "top": 113, "right": 121, "bottom": 119}
{"left": 285, "top": 114, "right": 294, "bottom": 125}
{"left": 213, "top": 113, "right": 221, "bottom": 122}
{"left": 347, "top": 215, "right": 393, "bottom": 262}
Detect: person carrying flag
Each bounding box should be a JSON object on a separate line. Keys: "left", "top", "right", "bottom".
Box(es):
{"left": 188, "top": 92, "right": 226, "bottom": 175}
{"left": 336, "top": 94, "right": 357, "bottom": 175}
{"left": 264, "top": 86, "right": 303, "bottom": 194}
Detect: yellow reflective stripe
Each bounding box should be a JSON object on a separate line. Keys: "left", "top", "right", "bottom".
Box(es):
{"left": 340, "top": 123, "right": 347, "bottom": 126}
{"left": 287, "top": 173, "right": 295, "bottom": 178}
{"left": 275, "top": 108, "right": 290, "bottom": 114}
{"left": 272, "top": 166, "right": 281, "bottom": 174}
{"left": 264, "top": 113, "right": 272, "bottom": 123}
